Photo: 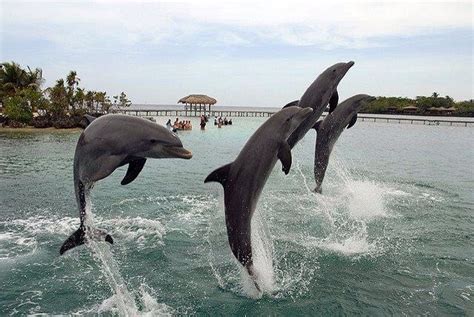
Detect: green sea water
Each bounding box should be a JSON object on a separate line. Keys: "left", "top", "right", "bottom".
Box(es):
{"left": 0, "top": 117, "right": 473, "bottom": 315}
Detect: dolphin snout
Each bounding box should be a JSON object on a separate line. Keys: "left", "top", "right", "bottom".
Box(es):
{"left": 163, "top": 145, "right": 193, "bottom": 159}
{"left": 299, "top": 107, "right": 313, "bottom": 118}
{"left": 347, "top": 61, "right": 355, "bottom": 67}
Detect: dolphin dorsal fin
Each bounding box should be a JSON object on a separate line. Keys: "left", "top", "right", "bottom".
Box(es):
{"left": 347, "top": 114, "right": 358, "bottom": 129}
{"left": 283, "top": 100, "right": 299, "bottom": 109}
{"left": 121, "top": 158, "right": 147, "bottom": 185}
{"left": 328, "top": 90, "right": 339, "bottom": 113}
{"left": 83, "top": 114, "right": 97, "bottom": 126}
{"left": 204, "top": 163, "right": 232, "bottom": 186}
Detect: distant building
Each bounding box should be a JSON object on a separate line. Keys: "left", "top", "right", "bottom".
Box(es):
{"left": 178, "top": 94, "right": 217, "bottom": 114}
{"left": 428, "top": 107, "right": 456, "bottom": 115}
{"left": 402, "top": 105, "right": 418, "bottom": 114}
{"left": 387, "top": 106, "right": 397, "bottom": 113}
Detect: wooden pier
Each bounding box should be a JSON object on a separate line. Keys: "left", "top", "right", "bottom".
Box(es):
{"left": 116, "top": 109, "right": 275, "bottom": 118}
{"left": 115, "top": 109, "right": 473, "bottom": 127}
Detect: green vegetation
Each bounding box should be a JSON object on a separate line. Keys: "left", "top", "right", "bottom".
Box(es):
{"left": 362, "top": 93, "right": 473, "bottom": 117}
{"left": 4, "top": 95, "right": 32, "bottom": 124}
{"left": 1, "top": 61, "right": 473, "bottom": 128}
{"left": 0, "top": 61, "right": 131, "bottom": 128}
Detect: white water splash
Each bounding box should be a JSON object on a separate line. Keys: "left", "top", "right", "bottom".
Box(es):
{"left": 344, "top": 180, "right": 389, "bottom": 220}
{"left": 239, "top": 213, "right": 276, "bottom": 298}
{"left": 81, "top": 202, "right": 174, "bottom": 316}
{"left": 291, "top": 155, "right": 399, "bottom": 258}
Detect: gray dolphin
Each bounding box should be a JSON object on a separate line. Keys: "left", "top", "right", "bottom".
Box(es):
{"left": 313, "top": 94, "right": 375, "bottom": 193}
{"left": 60, "top": 114, "right": 192, "bottom": 255}
{"left": 284, "top": 61, "right": 355, "bottom": 148}
{"left": 204, "top": 106, "right": 313, "bottom": 291}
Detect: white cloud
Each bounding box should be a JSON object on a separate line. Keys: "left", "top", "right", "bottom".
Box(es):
{"left": 2, "top": 0, "right": 472, "bottom": 48}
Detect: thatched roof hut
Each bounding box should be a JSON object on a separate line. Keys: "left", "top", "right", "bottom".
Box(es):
{"left": 402, "top": 105, "right": 418, "bottom": 113}
{"left": 178, "top": 94, "right": 217, "bottom": 114}
{"left": 178, "top": 94, "right": 217, "bottom": 105}
{"left": 428, "top": 106, "right": 456, "bottom": 115}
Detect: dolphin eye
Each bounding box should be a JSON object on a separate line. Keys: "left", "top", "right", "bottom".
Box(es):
{"left": 332, "top": 69, "right": 336, "bottom": 73}
{"left": 150, "top": 139, "right": 158, "bottom": 144}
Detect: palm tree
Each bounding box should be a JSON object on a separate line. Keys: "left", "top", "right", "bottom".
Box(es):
{"left": 66, "top": 71, "right": 80, "bottom": 113}
{"left": 84, "top": 91, "right": 93, "bottom": 113}
{"left": 0, "top": 62, "right": 43, "bottom": 99}
{"left": 0, "top": 62, "right": 26, "bottom": 98}
{"left": 94, "top": 91, "right": 106, "bottom": 113}
{"left": 46, "top": 79, "right": 68, "bottom": 117}
{"left": 75, "top": 87, "right": 86, "bottom": 112}
{"left": 445, "top": 95, "right": 454, "bottom": 105}
{"left": 25, "top": 66, "right": 44, "bottom": 90}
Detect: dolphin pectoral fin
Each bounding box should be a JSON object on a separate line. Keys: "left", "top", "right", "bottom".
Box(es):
{"left": 313, "top": 120, "right": 322, "bottom": 131}
{"left": 204, "top": 163, "right": 232, "bottom": 186}
{"left": 60, "top": 227, "right": 86, "bottom": 255}
{"left": 329, "top": 90, "right": 339, "bottom": 113}
{"left": 121, "top": 158, "right": 147, "bottom": 185}
{"left": 278, "top": 142, "right": 292, "bottom": 175}
{"left": 283, "top": 100, "right": 299, "bottom": 109}
{"left": 347, "top": 114, "right": 358, "bottom": 129}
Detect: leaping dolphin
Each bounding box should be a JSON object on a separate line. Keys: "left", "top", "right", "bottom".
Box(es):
{"left": 313, "top": 94, "right": 375, "bottom": 193}
{"left": 284, "top": 61, "right": 355, "bottom": 148}
{"left": 204, "top": 106, "right": 313, "bottom": 291}
{"left": 60, "top": 114, "right": 192, "bottom": 255}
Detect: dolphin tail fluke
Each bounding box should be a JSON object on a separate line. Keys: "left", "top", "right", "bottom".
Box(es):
{"left": 60, "top": 227, "right": 86, "bottom": 255}
{"left": 59, "top": 227, "right": 113, "bottom": 255}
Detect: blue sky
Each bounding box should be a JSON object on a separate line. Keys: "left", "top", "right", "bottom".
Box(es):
{"left": 1, "top": 0, "right": 472, "bottom": 106}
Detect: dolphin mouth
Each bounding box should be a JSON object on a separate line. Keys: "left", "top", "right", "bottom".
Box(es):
{"left": 163, "top": 145, "right": 193, "bottom": 159}
{"left": 297, "top": 107, "right": 313, "bottom": 119}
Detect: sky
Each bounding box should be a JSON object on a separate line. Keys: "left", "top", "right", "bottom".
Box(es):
{"left": 1, "top": 0, "right": 472, "bottom": 106}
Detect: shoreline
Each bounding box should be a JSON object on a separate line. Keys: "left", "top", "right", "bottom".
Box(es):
{"left": 1, "top": 112, "right": 472, "bottom": 132}
{"left": 0, "top": 126, "right": 82, "bottom": 133}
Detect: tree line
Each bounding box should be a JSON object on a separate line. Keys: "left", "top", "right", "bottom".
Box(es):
{"left": 0, "top": 61, "right": 131, "bottom": 128}
{"left": 1, "top": 61, "right": 473, "bottom": 129}
{"left": 359, "top": 93, "right": 473, "bottom": 117}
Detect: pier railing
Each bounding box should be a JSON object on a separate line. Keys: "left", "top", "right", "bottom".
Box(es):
{"left": 116, "top": 109, "right": 275, "bottom": 118}
{"left": 114, "top": 109, "right": 473, "bottom": 127}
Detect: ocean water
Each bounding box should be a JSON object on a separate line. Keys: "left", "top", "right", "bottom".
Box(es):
{"left": 0, "top": 117, "right": 473, "bottom": 315}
